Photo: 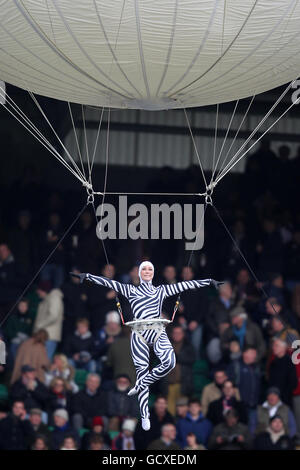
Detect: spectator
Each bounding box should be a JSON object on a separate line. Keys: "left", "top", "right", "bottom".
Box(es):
{"left": 64, "top": 318, "right": 97, "bottom": 373}
{"left": 0, "top": 244, "right": 25, "bottom": 319}
{"left": 208, "top": 409, "right": 252, "bottom": 450}
{"left": 0, "top": 400, "right": 32, "bottom": 450}
{"left": 207, "top": 380, "right": 247, "bottom": 426}
{"left": 256, "top": 218, "right": 284, "bottom": 278}
{"left": 10, "top": 365, "right": 50, "bottom": 414}
{"left": 284, "top": 230, "right": 300, "bottom": 292}
{"left": 10, "top": 329, "right": 50, "bottom": 384}
{"left": 166, "top": 326, "right": 196, "bottom": 415}
{"left": 270, "top": 315, "right": 299, "bottom": 347}
{"left": 176, "top": 398, "right": 212, "bottom": 448}
{"left": 105, "top": 325, "right": 135, "bottom": 385}
{"left": 254, "top": 415, "right": 294, "bottom": 450}
{"left": 81, "top": 416, "right": 111, "bottom": 450}
{"left": 47, "top": 378, "right": 73, "bottom": 423}
{"left": 111, "top": 418, "right": 137, "bottom": 450}
{"left": 31, "top": 434, "right": 49, "bottom": 450}
{"left": 254, "top": 387, "right": 297, "bottom": 437}
{"left": 106, "top": 374, "right": 139, "bottom": 420}
{"left": 147, "top": 423, "right": 182, "bottom": 450}
{"left": 33, "top": 280, "right": 64, "bottom": 360}
{"left": 44, "top": 354, "right": 78, "bottom": 394}
{"left": 89, "top": 435, "right": 110, "bottom": 450}
{"left": 184, "top": 432, "right": 206, "bottom": 450}
{"left": 201, "top": 368, "right": 240, "bottom": 416}
{"left": 72, "top": 373, "right": 107, "bottom": 430}
{"left": 175, "top": 396, "right": 189, "bottom": 422}
{"left": 4, "top": 298, "right": 35, "bottom": 363}
{"left": 226, "top": 347, "right": 261, "bottom": 426}
{"left": 267, "top": 338, "right": 298, "bottom": 406}
{"left": 135, "top": 396, "right": 174, "bottom": 450}
{"left": 26, "top": 408, "right": 51, "bottom": 449}
{"left": 95, "top": 311, "right": 122, "bottom": 370}
{"left": 51, "top": 409, "right": 80, "bottom": 450}
{"left": 205, "top": 282, "right": 233, "bottom": 364}
{"left": 60, "top": 435, "right": 78, "bottom": 450}
{"left": 221, "top": 306, "right": 266, "bottom": 362}
{"left": 176, "top": 265, "right": 208, "bottom": 359}
{"left": 39, "top": 212, "right": 66, "bottom": 288}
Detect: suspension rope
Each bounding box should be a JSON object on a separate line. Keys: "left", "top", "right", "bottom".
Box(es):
{"left": 214, "top": 77, "right": 300, "bottom": 185}
{"left": 67, "top": 101, "right": 87, "bottom": 182}
{"left": 211, "top": 203, "right": 279, "bottom": 315}
{"left": 0, "top": 202, "right": 89, "bottom": 329}
{"left": 0, "top": 87, "right": 87, "bottom": 185}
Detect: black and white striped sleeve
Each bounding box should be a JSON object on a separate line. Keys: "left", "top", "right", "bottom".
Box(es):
{"left": 161, "top": 279, "right": 212, "bottom": 298}
{"left": 85, "top": 273, "right": 132, "bottom": 298}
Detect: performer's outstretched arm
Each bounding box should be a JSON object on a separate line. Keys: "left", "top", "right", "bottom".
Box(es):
{"left": 70, "top": 272, "right": 133, "bottom": 299}
{"left": 161, "top": 278, "right": 223, "bottom": 298}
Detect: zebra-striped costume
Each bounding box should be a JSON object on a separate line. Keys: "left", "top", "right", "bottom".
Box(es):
{"left": 85, "top": 269, "right": 212, "bottom": 419}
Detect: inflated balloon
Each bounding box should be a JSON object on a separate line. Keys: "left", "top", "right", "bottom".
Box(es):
{"left": 0, "top": 1, "right": 299, "bottom": 110}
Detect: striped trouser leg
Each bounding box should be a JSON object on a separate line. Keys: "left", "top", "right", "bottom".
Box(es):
{"left": 137, "top": 330, "right": 176, "bottom": 388}
{"left": 130, "top": 331, "right": 150, "bottom": 419}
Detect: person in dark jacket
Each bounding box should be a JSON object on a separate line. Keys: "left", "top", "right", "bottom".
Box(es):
{"left": 226, "top": 346, "right": 261, "bottom": 426}
{"left": 50, "top": 408, "right": 80, "bottom": 450}
{"left": 0, "top": 400, "right": 32, "bottom": 450}
{"left": 106, "top": 374, "right": 139, "bottom": 419}
{"left": 81, "top": 416, "right": 111, "bottom": 450}
{"left": 221, "top": 306, "right": 266, "bottom": 362}
{"left": 47, "top": 377, "right": 73, "bottom": 425}
{"left": 208, "top": 408, "right": 253, "bottom": 450}
{"left": 148, "top": 423, "right": 182, "bottom": 450}
{"left": 134, "top": 396, "right": 174, "bottom": 450}
{"left": 71, "top": 373, "right": 107, "bottom": 430}
{"left": 26, "top": 408, "right": 52, "bottom": 449}
{"left": 164, "top": 326, "right": 196, "bottom": 416}
{"left": 10, "top": 365, "right": 50, "bottom": 412}
{"left": 207, "top": 380, "right": 247, "bottom": 426}
{"left": 176, "top": 398, "right": 213, "bottom": 448}
{"left": 64, "top": 318, "right": 97, "bottom": 373}
{"left": 60, "top": 266, "right": 89, "bottom": 339}
{"left": 254, "top": 415, "right": 294, "bottom": 450}
{"left": 267, "top": 338, "right": 298, "bottom": 406}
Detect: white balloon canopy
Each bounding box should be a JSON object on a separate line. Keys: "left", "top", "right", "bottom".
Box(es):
{"left": 0, "top": 0, "right": 300, "bottom": 110}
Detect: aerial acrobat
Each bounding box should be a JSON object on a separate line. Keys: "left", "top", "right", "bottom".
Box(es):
{"left": 70, "top": 261, "right": 223, "bottom": 431}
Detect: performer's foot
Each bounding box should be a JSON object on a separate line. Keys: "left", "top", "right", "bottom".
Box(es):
{"left": 142, "top": 418, "right": 151, "bottom": 431}
{"left": 127, "top": 385, "right": 142, "bottom": 396}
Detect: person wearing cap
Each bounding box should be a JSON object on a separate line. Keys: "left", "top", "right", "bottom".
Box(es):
{"left": 33, "top": 279, "right": 64, "bottom": 360}
{"left": 267, "top": 338, "right": 298, "bottom": 406}
{"left": 253, "top": 387, "right": 297, "bottom": 437}
{"left": 81, "top": 416, "right": 111, "bottom": 450}
{"left": 175, "top": 397, "right": 189, "bottom": 421}
{"left": 70, "top": 262, "right": 222, "bottom": 431}
{"left": 111, "top": 418, "right": 137, "bottom": 450}
{"left": 27, "top": 408, "right": 52, "bottom": 449}
{"left": 254, "top": 414, "right": 294, "bottom": 450}
{"left": 10, "top": 363, "right": 51, "bottom": 414}
{"left": 51, "top": 408, "right": 80, "bottom": 450}
{"left": 220, "top": 305, "right": 266, "bottom": 362}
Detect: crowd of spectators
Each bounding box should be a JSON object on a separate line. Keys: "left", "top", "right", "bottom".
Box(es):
{"left": 0, "top": 141, "right": 299, "bottom": 450}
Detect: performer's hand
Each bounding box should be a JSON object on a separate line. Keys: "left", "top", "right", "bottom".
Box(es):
{"left": 70, "top": 272, "right": 86, "bottom": 284}
{"left": 210, "top": 279, "right": 225, "bottom": 289}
